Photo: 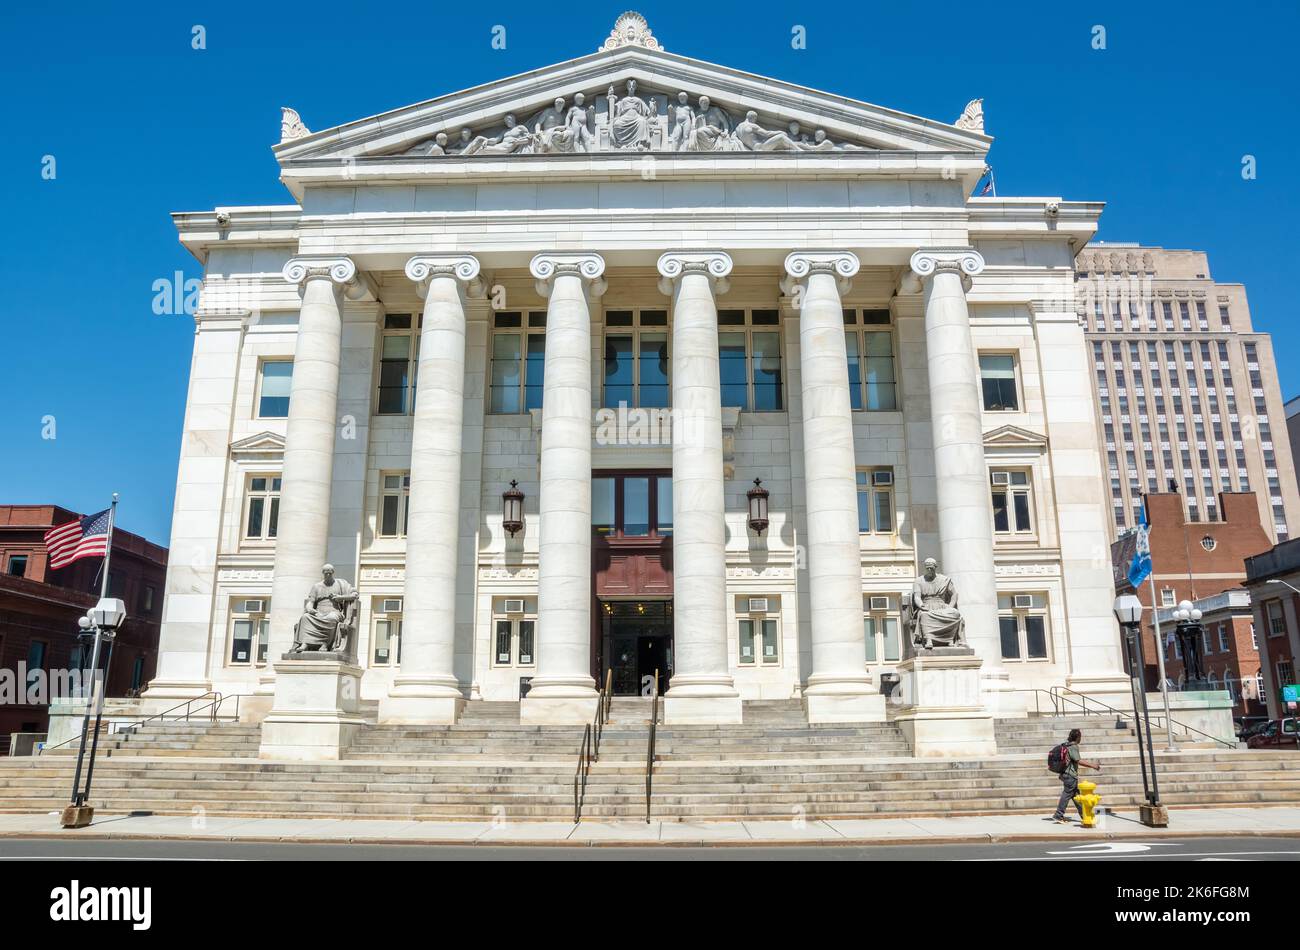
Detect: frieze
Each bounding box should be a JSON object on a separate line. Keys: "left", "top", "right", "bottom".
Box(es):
{"left": 360, "top": 568, "right": 405, "bottom": 582}
{"left": 218, "top": 569, "right": 272, "bottom": 583}
{"left": 727, "top": 567, "right": 794, "bottom": 579}
{"left": 994, "top": 563, "right": 1059, "bottom": 577}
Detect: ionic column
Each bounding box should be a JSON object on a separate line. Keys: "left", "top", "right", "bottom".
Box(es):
{"left": 908, "top": 248, "right": 1006, "bottom": 697}
{"left": 265, "top": 257, "right": 370, "bottom": 671}
{"left": 782, "top": 252, "right": 885, "bottom": 723}
{"left": 520, "top": 253, "right": 606, "bottom": 724}
{"left": 379, "top": 256, "right": 484, "bottom": 724}
{"left": 658, "top": 252, "right": 742, "bottom": 724}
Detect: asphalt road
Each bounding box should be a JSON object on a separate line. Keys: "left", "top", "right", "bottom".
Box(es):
{"left": 0, "top": 836, "right": 1298, "bottom": 860}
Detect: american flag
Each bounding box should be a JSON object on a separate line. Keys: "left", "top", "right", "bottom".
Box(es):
{"left": 44, "top": 508, "right": 112, "bottom": 570}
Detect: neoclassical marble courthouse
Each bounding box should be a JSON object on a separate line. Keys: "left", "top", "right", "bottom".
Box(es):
{"left": 146, "top": 14, "right": 1130, "bottom": 739}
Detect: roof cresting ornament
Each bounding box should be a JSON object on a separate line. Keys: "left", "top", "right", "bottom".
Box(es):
{"left": 599, "top": 11, "right": 663, "bottom": 52}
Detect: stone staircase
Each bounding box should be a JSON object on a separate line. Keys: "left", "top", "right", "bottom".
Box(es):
{"left": 3, "top": 701, "right": 1293, "bottom": 822}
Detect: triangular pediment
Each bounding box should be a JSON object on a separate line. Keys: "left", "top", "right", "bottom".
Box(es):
{"left": 230, "top": 431, "right": 286, "bottom": 458}
{"left": 275, "top": 22, "right": 989, "bottom": 167}
{"left": 983, "top": 425, "right": 1048, "bottom": 449}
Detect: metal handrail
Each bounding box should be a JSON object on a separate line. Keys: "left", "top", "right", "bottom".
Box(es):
{"left": 573, "top": 677, "right": 610, "bottom": 823}
{"left": 1009, "top": 687, "right": 1236, "bottom": 749}
{"left": 645, "top": 668, "right": 659, "bottom": 824}
{"left": 38, "top": 691, "right": 226, "bottom": 755}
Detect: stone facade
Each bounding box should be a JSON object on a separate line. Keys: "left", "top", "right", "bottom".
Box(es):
{"left": 146, "top": 15, "right": 1130, "bottom": 733}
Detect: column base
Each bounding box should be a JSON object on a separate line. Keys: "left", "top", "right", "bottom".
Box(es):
{"left": 258, "top": 656, "right": 366, "bottom": 761}
{"left": 894, "top": 654, "right": 997, "bottom": 757}
{"left": 803, "top": 671, "right": 886, "bottom": 723}
{"left": 379, "top": 675, "right": 465, "bottom": 724}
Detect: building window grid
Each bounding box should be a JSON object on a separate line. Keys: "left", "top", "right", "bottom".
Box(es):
{"left": 844, "top": 309, "right": 897, "bottom": 411}
{"left": 490, "top": 311, "right": 548, "bottom": 414}
{"left": 243, "top": 475, "right": 282, "bottom": 541}
{"left": 378, "top": 314, "right": 420, "bottom": 415}
{"left": 718, "top": 308, "right": 783, "bottom": 411}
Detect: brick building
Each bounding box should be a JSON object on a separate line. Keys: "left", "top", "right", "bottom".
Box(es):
{"left": 0, "top": 505, "right": 167, "bottom": 750}
{"left": 1243, "top": 540, "right": 1300, "bottom": 720}
{"left": 1112, "top": 491, "right": 1271, "bottom": 717}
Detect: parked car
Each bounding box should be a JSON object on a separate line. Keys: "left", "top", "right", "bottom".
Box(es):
{"left": 1246, "top": 718, "right": 1300, "bottom": 749}
{"left": 1236, "top": 717, "right": 1271, "bottom": 741}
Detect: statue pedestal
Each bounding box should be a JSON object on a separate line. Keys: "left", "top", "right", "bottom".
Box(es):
{"left": 893, "top": 650, "right": 997, "bottom": 758}
{"left": 258, "top": 655, "right": 365, "bottom": 761}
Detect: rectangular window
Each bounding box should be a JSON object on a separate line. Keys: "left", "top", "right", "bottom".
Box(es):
{"left": 1267, "top": 600, "right": 1286, "bottom": 637}
{"left": 489, "top": 312, "right": 546, "bottom": 413}
{"left": 718, "top": 310, "right": 783, "bottom": 411}
{"left": 1218, "top": 626, "right": 1229, "bottom": 653}
{"left": 378, "top": 314, "right": 417, "bottom": 414}
{"left": 864, "top": 599, "right": 900, "bottom": 664}
{"left": 142, "top": 585, "right": 155, "bottom": 614}
{"left": 257, "top": 361, "right": 293, "bottom": 418}
{"left": 602, "top": 310, "right": 669, "bottom": 408}
{"left": 990, "top": 470, "right": 1033, "bottom": 535}
{"left": 979, "top": 353, "right": 1019, "bottom": 411}
{"left": 738, "top": 599, "right": 780, "bottom": 666}
{"left": 244, "top": 476, "right": 282, "bottom": 541}
{"left": 7, "top": 555, "right": 27, "bottom": 577}
{"left": 998, "top": 594, "right": 1049, "bottom": 661}
{"left": 130, "top": 656, "right": 146, "bottom": 692}
{"left": 739, "top": 619, "right": 757, "bottom": 665}
{"left": 844, "top": 310, "right": 897, "bottom": 411}
{"left": 492, "top": 599, "right": 538, "bottom": 667}
{"left": 379, "top": 473, "right": 411, "bottom": 538}
{"left": 228, "top": 602, "right": 270, "bottom": 667}
{"left": 590, "top": 474, "right": 671, "bottom": 538}
{"left": 855, "top": 469, "right": 895, "bottom": 535}
{"left": 374, "top": 618, "right": 402, "bottom": 666}
{"left": 1161, "top": 588, "right": 1175, "bottom": 607}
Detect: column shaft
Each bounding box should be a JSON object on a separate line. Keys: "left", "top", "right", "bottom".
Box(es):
{"left": 381, "top": 256, "right": 481, "bottom": 723}
{"left": 659, "top": 252, "right": 740, "bottom": 724}
{"left": 522, "top": 253, "right": 604, "bottom": 722}
{"left": 913, "top": 250, "right": 1003, "bottom": 687}
{"left": 266, "top": 261, "right": 354, "bottom": 666}
{"left": 784, "top": 252, "right": 884, "bottom": 723}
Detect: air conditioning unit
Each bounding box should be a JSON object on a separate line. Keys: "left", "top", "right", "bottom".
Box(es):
{"left": 747, "top": 597, "right": 770, "bottom": 614}
{"left": 241, "top": 599, "right": 266, "bottom": 614}
{"left": 381, "top": 598, "right": 403, "bottom": 614}
{"left": 1013, "top": 594, "right": 1034, "bottom": 610}
{"left": 504, "top": 599, "right": 526, "bottom": 614}
{"left": 991, "top": 472, "right": 1011, "bottom": 486}
{"left": 869, "top": 596, "right": 890, "bottom": 611}
{"left": 871, "top": 470, "right": 894, "bottom": 487}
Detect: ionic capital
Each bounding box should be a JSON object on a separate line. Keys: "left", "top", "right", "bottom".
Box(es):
{"left": 905, "top": 247, "right": 985, "bottom": 292}
{"left": 404, "top": 254, "right": 485, "bottom": 299}
{"left": 282, "top": 255, "right": 376, "bottom": 301}
{"left": 781, "top": 251, "right": 860, "bottom": 297}
{"left": 529, "top": 252, "right": 606, "bottom": 299}
{"left": 656, "top": 251, "right": 733, "bottom": 296}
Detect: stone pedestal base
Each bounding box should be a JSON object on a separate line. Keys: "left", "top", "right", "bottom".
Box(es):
{"left": 258, "top": 655, "right": 366, "bottom": 761}
{"left": 520, "top": 695, "right": 600, "bottom": 725}
{"left": 893, "top": 653, "right": 997, "bottom": 757}
{"left": 663, "top": 693, "right": 743, "bottom": 725}
{"left": 61, "top": 805, "right": 94, "bottom": 828}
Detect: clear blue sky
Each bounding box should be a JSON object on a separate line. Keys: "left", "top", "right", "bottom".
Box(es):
{"left": 2, "top": 1, "right": 1296, "bottom": 546}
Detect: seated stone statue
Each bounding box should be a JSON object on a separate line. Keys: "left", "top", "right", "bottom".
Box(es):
{"left": 289, "top": 564, "right": 358, "bottom": 656}
{"left": 902, "top": 557, "right": 966, "bottom": 651}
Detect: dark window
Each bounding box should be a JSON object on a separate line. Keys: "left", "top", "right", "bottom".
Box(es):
{"left": 590, "top": 473, "right": 673, "bottom": 538}
{"left": 999, "top": 617, "right": 1020, "bottom": 660}
{"left": 1025, "top": 616, "right": 1048, "bottom": 659}
{"left": 258, "top": 361, "right": 293, "bottom": 418}
{"left": 980, "top": 354, "right": 1018, "bottom": 411}
{"left": 7, "top": 555, "right": 27, "bottom": 577}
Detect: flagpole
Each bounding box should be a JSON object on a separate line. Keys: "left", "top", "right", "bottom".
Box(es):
{"left": 1141, "top": 494, "right": 1177, "bottom": 751}
{"left": 98, "top": 494, "right": 118, "bottom": 600}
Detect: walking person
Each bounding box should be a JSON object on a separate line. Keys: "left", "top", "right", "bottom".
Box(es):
{"left": 1048, "top": 728, "right": 1101, "bottom": 824}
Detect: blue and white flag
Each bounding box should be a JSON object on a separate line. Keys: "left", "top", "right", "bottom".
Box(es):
{"left": 1127, "top": 504, "right": 1153, "bottom": 588}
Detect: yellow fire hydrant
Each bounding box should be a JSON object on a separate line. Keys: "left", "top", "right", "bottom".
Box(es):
{"left": 1074, "top": 780, "right": 1101, "bottom": 828}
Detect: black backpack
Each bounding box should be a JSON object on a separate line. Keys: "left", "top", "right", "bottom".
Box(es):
{"left": 1047, "top": 742, "right": 1070, "bottom": 774}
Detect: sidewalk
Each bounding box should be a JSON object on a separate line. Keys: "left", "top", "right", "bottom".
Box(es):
{"left": 2, "top": 806, "right": 1299, "bottom": 847}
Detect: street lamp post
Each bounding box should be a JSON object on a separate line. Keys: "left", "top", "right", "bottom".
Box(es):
{"left": 62, "top": 597, "right": 127, "bottom": 829}
{"left": 1170, "top": 600, "right": 1205, "bottom": 689}
{"left": 1115, "top": 594, "right": 1168, "bottom": 828}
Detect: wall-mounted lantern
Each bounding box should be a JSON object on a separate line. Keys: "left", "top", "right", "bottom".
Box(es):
{"left": 747, "top": 478, "right": 770, "bottom": 535}
{"left": 502, "top": 480, "right": 525, "bottom": 537}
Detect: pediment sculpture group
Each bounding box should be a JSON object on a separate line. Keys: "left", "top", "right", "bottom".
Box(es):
{"left": 404, "top": 80, "right": 866, "bottom": 156}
